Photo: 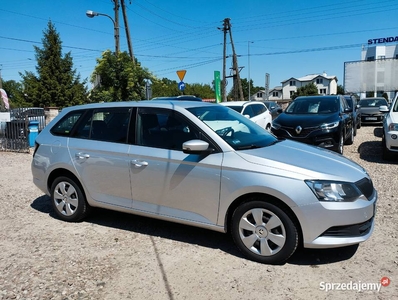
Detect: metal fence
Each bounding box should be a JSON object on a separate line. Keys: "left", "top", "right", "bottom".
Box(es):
{"left": 0, "top": 107, "right": 45, "bottom": 152}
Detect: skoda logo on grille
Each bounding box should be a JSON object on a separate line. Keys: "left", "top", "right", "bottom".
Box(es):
{"left": 295, "top": 126, "right": 302, "bottom": 135}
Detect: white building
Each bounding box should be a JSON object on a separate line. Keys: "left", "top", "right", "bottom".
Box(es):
{"left": 251, "top": 73, "right": 338, "bottom": 101}
{"left": 357, "top": 43, "right": 398, "bottom": 100}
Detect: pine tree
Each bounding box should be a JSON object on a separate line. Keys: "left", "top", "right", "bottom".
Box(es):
{"left": 20, "top": 21, "right": 87, "bottom": 108}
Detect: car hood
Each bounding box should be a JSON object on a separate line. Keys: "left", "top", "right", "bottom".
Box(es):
{"left": 236, "top": 139, "right": 367, "bottom": 182}
{"left": 274, "top": 113, "right": 338, "bottom": 127}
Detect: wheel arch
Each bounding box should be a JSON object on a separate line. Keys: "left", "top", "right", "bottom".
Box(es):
{"left": 224, "top": 192, "right": 303, "bottom": 247}
{"left": 47, "top": 168, "right": 85, "bottom": 199}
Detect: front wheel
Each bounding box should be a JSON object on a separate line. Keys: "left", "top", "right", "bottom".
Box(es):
{"left": 231, "top": 200, "right": 298, "bottom": 264}
{"left": 345, "top": 127, "right": 354, "bottom": 145}
{"left": 51, "top": 176, "right": 91, "bottom": 222}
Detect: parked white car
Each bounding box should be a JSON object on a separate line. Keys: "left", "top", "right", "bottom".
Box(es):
{"left": 381, "top": 94, "right": 398, "bottom": 160}
{"left": 220, "top": 101, "right": 272, "bottom": 130}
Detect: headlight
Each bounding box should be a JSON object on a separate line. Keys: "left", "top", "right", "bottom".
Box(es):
{"left": 305, "top": 180, "right": 363, "bottom": 202}
{"left": 320, "top": 121, "right": 339, "bottom": 131}
{"left": 388, "top": 123, "right": 398, "bottom": 131}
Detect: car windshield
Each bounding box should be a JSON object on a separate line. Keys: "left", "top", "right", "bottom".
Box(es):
{"left": 359, "top": 98, "right": 388, "bottom": 107}
{"left": 286, "top": 97, "right": 338, "bottom": 114}
{"left": 223, "top": 105, "right": 243, "bottom": 113}
{"left": 187, "top": 105, "right": 277, "bottom": 150}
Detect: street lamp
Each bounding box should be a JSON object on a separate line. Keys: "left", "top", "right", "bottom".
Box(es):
{"left": 86, "top": 10, "right": 120, "bottom": 55}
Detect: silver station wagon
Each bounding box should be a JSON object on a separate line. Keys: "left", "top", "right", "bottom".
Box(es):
{"left": 31, "top": 100, "right": 377, "bottom": 264}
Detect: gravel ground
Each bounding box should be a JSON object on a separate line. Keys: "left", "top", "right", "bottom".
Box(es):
{"left": 0, "top": 125, "right": 397, "bottom": 300}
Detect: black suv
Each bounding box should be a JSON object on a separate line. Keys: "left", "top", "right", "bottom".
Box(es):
{"left": 271, "top": 95, "right": 354, "bottom": 154}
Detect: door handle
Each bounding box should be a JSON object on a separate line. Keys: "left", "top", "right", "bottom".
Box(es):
{"left": 75, "top": 152, "right": 90, "bottom": 159}
{"left": 131, "top": 159, "right": 148, "bottom": 168}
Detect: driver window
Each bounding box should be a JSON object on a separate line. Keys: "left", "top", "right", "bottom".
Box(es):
{"left": 137, "top": 108, "right": 199, "bottom": 150}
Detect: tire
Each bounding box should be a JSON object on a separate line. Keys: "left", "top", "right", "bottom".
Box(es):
{"left": 357, "top": 118, "right": 361, "bottom": 129}
{"left": 265, "top": 123, "right": 271, "bottom": 132}
{"left": 382, "top": 136, "right": 393, "bottom": 161}
{"left": 345, "top": 127, "right": 354, "bottom": 145}
{"left": 51, "top": 176, "right": 91, "bottom": 222}
{"left": 231, "top": 200, "right": 298, "bottom": 265}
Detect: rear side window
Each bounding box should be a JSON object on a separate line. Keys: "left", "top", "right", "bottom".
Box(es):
{"left": 51, "top": 110, "right": 85, "bottom": 136}
{"left": 251, "top": 104, "right": 266, "bottom": 116}
{"left": 74, "top": 108, "right": 131, "bottom": 143}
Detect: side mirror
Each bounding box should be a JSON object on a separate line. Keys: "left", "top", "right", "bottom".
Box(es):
{"left": 183, "top": 139, "right": 213, "bottom": 154}
{"left": 243, "top": 114, "right": 250, "bottom": 119}
{"left": 379, "top": 105, "right": 389, "bottom": 113}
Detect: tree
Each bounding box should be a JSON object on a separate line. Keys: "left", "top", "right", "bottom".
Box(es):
{"left": 337, "top": 85, "right": 345, "bottom": 95}
{"left": 89, "top": 51, "right": 153, "bottom": 102}
{"left": 291, "top": 83, "right": 318, "bottom": 100}
{"left": 20, "top": 21, "right": 88, "bottom": 108}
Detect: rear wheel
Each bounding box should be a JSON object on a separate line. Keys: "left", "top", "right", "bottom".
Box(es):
{"left": 231, "top": 200, "right": 298, "bottom": 264}
{"left": 51, "top": 176, "right": 91, "bottom": 222}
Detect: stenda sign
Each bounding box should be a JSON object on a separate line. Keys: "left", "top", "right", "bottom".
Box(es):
{"left": 368, "top": 36, "right": 398, "bottom": 45}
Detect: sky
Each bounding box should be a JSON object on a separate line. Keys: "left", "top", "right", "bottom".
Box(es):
{"left": 1, "top": 0, "right": 398, "bottom": 92}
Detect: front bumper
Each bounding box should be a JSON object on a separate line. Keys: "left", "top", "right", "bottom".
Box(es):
{"left": 295, "top": 190, "right": 377, "bottom": 249}
{"left": 271, "top": 127, "right": 340, "bottom": 151}
{"left": 385, "top": 130, "right": 398, "bottom": 152}
{"left": 361, "top": 114, "right": 384, "bottom": 124}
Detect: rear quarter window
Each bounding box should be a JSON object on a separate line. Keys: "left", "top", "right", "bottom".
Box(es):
{"left": 50, "top": 111, "right": 85, "bottom": 137}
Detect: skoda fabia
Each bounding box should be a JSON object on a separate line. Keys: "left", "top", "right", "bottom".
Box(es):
{"left": 31, "top": 100, "right": 377, "bottom": 264}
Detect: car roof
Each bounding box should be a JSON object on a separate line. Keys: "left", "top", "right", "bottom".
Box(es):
{"left": 58, "top": 100, "right": 215, "bottom": 114}
{"left": 295, "top": 95, "right": 341, "bottom": 101}
{"left": 151, "top": 95, "right": 202, "bottom": 101}
{"left": 220, "top": 101, "right": 264, "bottom": 106}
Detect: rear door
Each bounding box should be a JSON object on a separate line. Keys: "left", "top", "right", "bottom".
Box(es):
{"left": 68, "top": 107, "right": 133, "bottom": 208}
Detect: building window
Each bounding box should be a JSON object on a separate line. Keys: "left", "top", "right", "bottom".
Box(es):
{"left": 290, "top": 91, "right": 295, "bottom": 97}
{"left": 378, "top": 55, "right": 386, "bottom": 60}
{"left": 272, "top": 91, "right": 278, "bottom": 97}
{"left": 316, "top": 78, "right": 323, "bottom": 84}
{"left": 290, "top": 80, "right": 296, "bottom": 86}
{"left": 367, "top": 56, "right": 375, "bottom": 61}
{"left": 319, "top": 89, "right": 327, "bottom": 94}
{"left": 396, "top": 54, "right": 398, "bottom": 59}
{"left": 257, "top": 92, "right": 263, "bottom": 98}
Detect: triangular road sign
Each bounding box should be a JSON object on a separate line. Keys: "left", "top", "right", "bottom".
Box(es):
{"left": 177, "top": 70, "right": 186, "bottom": 81}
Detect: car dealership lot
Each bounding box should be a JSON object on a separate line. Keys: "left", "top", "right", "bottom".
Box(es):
{"left": 0, "top": 125, "right": 396, "bottom": 300}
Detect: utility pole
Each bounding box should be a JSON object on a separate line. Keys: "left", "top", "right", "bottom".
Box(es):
{"left": 219, "top": 18, "right": 244, "bottom": 102}
{"left": 113, "top": 0, "right": 120, "bottom": 55}
{"left": 220, "top": 19, "right": 228, "bottom": 102}
{"left": 120, "top": 0, "right": 135, "bottom": 62}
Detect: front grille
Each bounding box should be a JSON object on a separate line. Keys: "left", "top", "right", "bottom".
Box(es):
{"left": 355, "top": 177, "right": 374, "bottom": 199}
{"left": 321, "top": 218, "right": 373, "bottom": 237}
{"left": 281, "top": 125, "right": 320, "bottom": 137}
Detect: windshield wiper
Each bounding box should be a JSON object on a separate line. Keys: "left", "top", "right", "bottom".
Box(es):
{"left": 236, "top": 144, "right": 263, "bottom": 150}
